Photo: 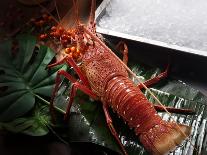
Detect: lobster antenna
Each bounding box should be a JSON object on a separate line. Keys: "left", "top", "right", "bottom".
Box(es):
{"left": 83, "top": 26, "right": 198, "bottom": 152}
{"left": 54, "top": 0, "right": 61, "bottom": 22}
{"left": 73, "top": 0, "right": 80, "bottom": 25}
{"left": 89, "top": 0, "right": 96, "bottom": 23}
{"left": 33, "top": 0, "right": 60, "bottom": 25}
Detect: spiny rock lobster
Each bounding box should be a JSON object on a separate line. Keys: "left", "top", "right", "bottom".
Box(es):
{"left": 38, "top": 0, "right": 192, "bottom": 154}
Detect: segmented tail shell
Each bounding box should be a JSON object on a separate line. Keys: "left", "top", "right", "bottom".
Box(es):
{"left": 103, "top": 75, "right": 191, "bottom": 154}
{"left": 139, "top": 122, "right": 191, "bottom": 155}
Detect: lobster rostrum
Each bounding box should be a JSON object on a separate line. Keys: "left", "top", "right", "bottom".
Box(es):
{"left": 44, "top": 0, "right": 192, "bottom": 154}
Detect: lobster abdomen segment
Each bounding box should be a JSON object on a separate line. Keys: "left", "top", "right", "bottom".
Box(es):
{"left": 103, "top": 75, "right": 191, "bottom": 154}
{"left": 103, "top": 75, "right": 162, "bottom": 134}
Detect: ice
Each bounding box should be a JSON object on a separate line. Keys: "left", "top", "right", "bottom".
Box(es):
{"left": 98, "top": 0, "right": 207, "bottom": 52}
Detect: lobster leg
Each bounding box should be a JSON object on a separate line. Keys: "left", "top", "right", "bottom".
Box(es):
{"left": 64, "top": 81, "right": 97, "bottom": 120}
{"left": 50, "top": 69, "right": 96, "bottom": 120}
{"left": 65, "top": 57, "right": 90, "bottom": 86}
{"left": 115, "top": 41, "right": 128, "bottom": 65}
{"left": 87, "top": 0, "right": 96, "bottom": 34}
{"left": 48, "top": 56, "right": 89, "bottom": 86}
{"left": 138, "top": 65, "right": 169, "bottom": 89}
{"left": 102, "top": 105, "right": 127, "bottom": 155}
{"left": 135, "top": 66, "right": 195, "bottom": 115}
{"left": 47, "top": 57, "right": 65, "bottom": 68}
{"left": 50, "top": 70, "right": 76, "bottom": 122}
{"left": 154, "top": 105, "right": 195, "bottom": 115}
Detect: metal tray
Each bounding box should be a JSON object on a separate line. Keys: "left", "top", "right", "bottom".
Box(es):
{"left": 95, "top": 0, "right": 207, "bottom": 58}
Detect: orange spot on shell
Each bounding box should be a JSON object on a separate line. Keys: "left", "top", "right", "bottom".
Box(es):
{"left": 53, "top": 32, "right": 60, "bottom": 38}
{"left": 58, "top": 27, "right": 65, "bottom": 34}
{"left": 65, "top": 48, "right": 71, "bottom": 54}
{"left": 61, "top": 34, "right": 70, "bottom": 40}
{"left": 72, "top": 52, "right": 80, "bottom": 59}
{"left": 66, "top": 30, "right": 72, "bottom": 35}
{"left": 70, "top": 46, "right": 76, "bottom": 53}
{"left": 76, "top": 49, "right": 80, "bottom": 54}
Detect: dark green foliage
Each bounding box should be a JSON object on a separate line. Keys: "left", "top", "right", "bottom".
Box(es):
{"left": 0, "top": 34, "right": 64, "bottom": 121}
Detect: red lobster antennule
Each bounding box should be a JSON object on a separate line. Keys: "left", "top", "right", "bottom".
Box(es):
{"left": 103, "top": 75, "right": 191, "bottom": 154}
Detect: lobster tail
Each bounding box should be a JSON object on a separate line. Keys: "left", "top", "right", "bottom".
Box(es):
{"left": 103, "top": 76, "right": 191, "bottom": 155}
{"left": 139, "top": 121, "right": 191, "bottom": 155}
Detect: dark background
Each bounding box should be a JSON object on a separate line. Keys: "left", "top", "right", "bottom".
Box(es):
{"left": 0, "top": 0, "right": 110, "bottom": 155}
{"left": 0, "top": 0, "right": 207, "bottom": 155}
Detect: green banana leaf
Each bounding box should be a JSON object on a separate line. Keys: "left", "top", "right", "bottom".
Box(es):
{"left": 0, "top": 104, "right": 50, "bottom": 136}
{"left": 0, "top": 34, "right": 65, "bottom": 121}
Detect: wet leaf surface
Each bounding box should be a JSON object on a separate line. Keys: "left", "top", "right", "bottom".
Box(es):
{"left": 0, "top": 34, "right": 63, "bottom": 121}
{"left": 53, "top": 64, "right": 207, "bottom": 155}
{"left": 0, "top": 104, "right": 50, "bottom": 136}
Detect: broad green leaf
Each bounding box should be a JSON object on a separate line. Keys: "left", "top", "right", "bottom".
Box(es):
{"left": 156, "top": 80, "right": 207, "bottom": 104}
{"left": 0, "top": 104, "right": 50, "bottom": 136}
{"left": 0, "top": 34, "right": 64, "bottom": 121}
